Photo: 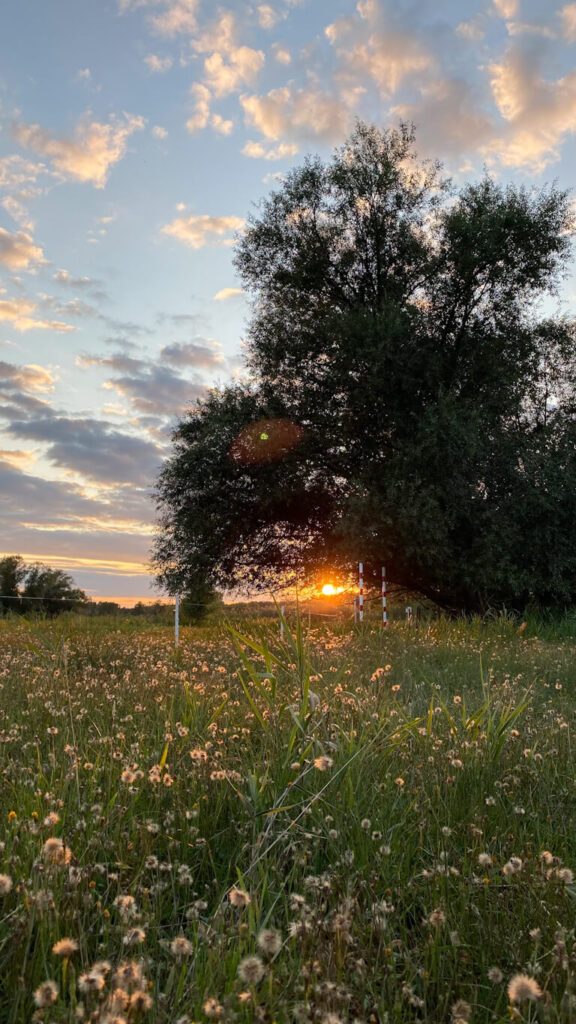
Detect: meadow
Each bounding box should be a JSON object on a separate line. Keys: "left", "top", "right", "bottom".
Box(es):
{"left": 1, "top": 609, "right": 576, "bottom": 1024}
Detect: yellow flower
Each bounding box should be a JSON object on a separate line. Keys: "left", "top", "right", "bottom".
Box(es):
{"left": 8, "top": 811, "right": 17, "bottom": 821}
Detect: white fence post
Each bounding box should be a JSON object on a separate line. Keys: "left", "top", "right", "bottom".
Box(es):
{"left": 174, "top": 594, "right": 180, "bottom": 648}
{"left": 358, "top": 562, "right": 364, "bottom": 622}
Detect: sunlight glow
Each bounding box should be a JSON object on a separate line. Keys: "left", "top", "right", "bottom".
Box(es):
{"left": 322, "top": 584, "right": 344, "bottom": 595}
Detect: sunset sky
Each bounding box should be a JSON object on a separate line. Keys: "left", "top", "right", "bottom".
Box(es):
{"left": 1, "top": 0, "right": 576, "bottom": 600}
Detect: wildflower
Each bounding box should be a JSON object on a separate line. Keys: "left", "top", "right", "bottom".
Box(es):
{"left": 529, "top": 928, "right": 542, "bottom": 942}
{"left": 540, "top": 850, "right": 554, "bottom": 865}
{"left": 502, "top": 856, "right": 523, "bottom": 876}
{"left": 394, "top": 777, "right": 405, "bottom": 787}
{"left": 114, "top": 961, "right": 144, "bottom": 988}
{"left": 238, "top": 955, "right": 265, "bottom": 984}
{"left": 78, "top": 971, "right": 106, "bottom": 993}
{"left": 314, "top": 755, "right": 333, "bottom": 771}
{"left": 52, "top": 937, "right": 79, "bottom": 957}
{"left": 478, "top": 853, "right": 492, "bottom": 867}
{"left": 203, "top": 997, "right": 223, "bottom": 1018}
{"left": 0, "top": 874, "right": 13, "bottom": 895}
{"left": 507, "top": 974, "right": 542, "bottom": 1003}
{"left": 170, "top": 935, "right": 193, "bottom": 957}
{"left": 34, "top": 980, "right": 59, "bottom": 1007}
{"left": 228, "top": 887, "right": 251, "bottom": 908}
{"left": 361, "top": 818, "right": 371, "bottom": 831}
{"left": 488, "top": 967, "right": 503, "bottom": 983}
{"left": 42, "top": 836, "right": 73, "bottom": 866}
{"left": 451, "top": 1000, "right": 472, "bottom": 1022}
{"left": 129, "top": 990, "right": 153, "bottom": 1012}
{"left": 485, "top": 796, "right": 496, "bottom": 806}
{"left": 122, "top": 927, "right": 146, "bottom": 947}
{"left": 257, "top": 928, "right": 282, "bottom": 956}
{"left": 43, "top": 811, "right": 60, "bottom": 827}
{"left": 554, "top": 867, "right": 574, "bottom": 884}
{"left": 428, "top": 908, "right": 446, "bottom": 927}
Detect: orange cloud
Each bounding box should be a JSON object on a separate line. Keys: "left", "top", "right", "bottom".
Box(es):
{"left": 13, "top": 113, "right": 145, "bottom": 188}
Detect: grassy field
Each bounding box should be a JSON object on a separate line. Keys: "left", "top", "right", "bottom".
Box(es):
{"left": 1, "top": 610, "right": 576, "bottom": 1023}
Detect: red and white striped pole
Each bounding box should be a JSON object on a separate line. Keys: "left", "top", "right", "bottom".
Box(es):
{"left": 382, "top": 566, "right": 387, "bottom": 627}
{"left": 358, "top": 562, "right": 364, "bottom": 622}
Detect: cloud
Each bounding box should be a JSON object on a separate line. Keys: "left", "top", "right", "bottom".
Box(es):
{"left": 161, "top": 214, "right": 244, "bottom": 248}
{"left": 212, "top": 288, "right": 244, "bottom": 301}
{"left": 160, "top": 339, "right": 225, "bottom": 366}
{"left": 104, "top": 364, "right": 206, "bottom": 416}
{"left": 392, "top": 78, "right": 494, "bottom": 161}
{"left": 258, "top": 4, "right": 284, "bottom": 29}
{"left": 211, "top": 114, "right": 234, "bottom": 135}
{"left": 13, "top": 113, "right": 145, "bottom": 188}
{"left": 241, "top": 86, "right": 351, "bottom": 142}
{"left": 493, "top": 0, "right": 519, "bottom": 17}
{"left": 0, "top": 448, "right": 36, "bottom": 469}
{"left": 53, "top": 268, "right": 108, "bottom": 300}
{"left": 6, "top": 414, "right": 164, "bottom": 485}
{"left": 149, "top": 0, "right": 198, "bottom": 36}
{"left": 242, "top": 139, "right": 299, "bottom": 159}
{"left": 204, "top": 47, "right": 265, "bottom": 97}
{"left": 144, "top": 53, "right": 173, "bottom": 72}
{"left": 79, "top": 351, "right": 210, "bottom": 416}
{"left": 484, "top": 44, "right": 576, "bottom": 169}
{"left": 0, "top": 360, "right": 56, "bottom": 393}
{"left": 330, "top": 31, "right": 432, "bottom": 98}
{"left": 0, "top": 228, "right": 45, "bottom": 269}
{"left": 0, "top": 458, "right": 155, "bottom": 576}
{"left": 561, "top": 3, "right": 576, "bottom": 41}
{"left": 152, "top": 125, "right": 169, "bottom": 139}
{"left": 0, "top": 297, "right": 76, "bottom": 332}
{"left": 186, "top": 83, "right": 211, "bottom": 133}
{"left": 272, "top": 45, "right": 291, "bottom": 64}
{"left": 0, "top": 155, "right": 48, "bottom": 190}
{"left": 456, "top": 19, "right": 485, "bottom": 41}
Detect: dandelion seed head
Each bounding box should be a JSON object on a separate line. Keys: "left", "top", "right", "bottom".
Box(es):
{"left": 238, "top": 955, "right": 265, "bottom": 984}
{"left": 0, "top": 874, "right": 13, "bottom": 895}
{"left": 34, "top": 980, "right": 59, "bottom": 1007}
{"left": 52, "top": 937, "right": 79, "bottom": 957}
{"left": 257, "top": 928, "right": 282, "bottom": 956}
{"left": 507, "top": 973, "right": 542, "bottom": 1003}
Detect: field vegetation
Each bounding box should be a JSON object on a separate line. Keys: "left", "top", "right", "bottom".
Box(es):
{"left": 1, "top": 609, "right": 576, "bottom": 1023}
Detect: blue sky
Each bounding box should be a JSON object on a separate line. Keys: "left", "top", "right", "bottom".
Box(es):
{"left": 1, "top": 0, "right": 576, "bottom": 600}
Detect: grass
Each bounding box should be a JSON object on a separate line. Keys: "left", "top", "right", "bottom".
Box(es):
{"left": 1, "top": 609, "right": 576, "bottom": 1023}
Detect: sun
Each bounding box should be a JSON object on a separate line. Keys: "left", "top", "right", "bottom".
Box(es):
{"left": 321, "top": 584, "right": 344, "bottom": 595}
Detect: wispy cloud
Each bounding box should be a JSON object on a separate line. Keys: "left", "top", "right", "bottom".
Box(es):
{"left": 0, "top": 298, "right": 76, "bottom": 333}
{"left": 213, "top": 288, "right": 243, "bottom": 301}
{"left": 0, "top": 228, "right": 45, "bottom": 270}
{"left": 13, "top": 113, "right": 145, "bottom": 188}
{"left": 161, "top": 213, "right": 244, "bottom": 248}
{"left": 0, "top": 360, "right": 56, "bottom": 394}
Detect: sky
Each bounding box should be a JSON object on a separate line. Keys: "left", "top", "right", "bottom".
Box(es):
{"left": 1, "top": 0, "right": 576, "bottom": 601}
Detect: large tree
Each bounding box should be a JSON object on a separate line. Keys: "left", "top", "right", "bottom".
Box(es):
{"left": 154, "top": 123, "right": 576, "bottom": 611}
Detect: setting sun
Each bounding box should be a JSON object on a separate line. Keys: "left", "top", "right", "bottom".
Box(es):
{"left": 322, "top": 584, "right": 344, "bottom": 595}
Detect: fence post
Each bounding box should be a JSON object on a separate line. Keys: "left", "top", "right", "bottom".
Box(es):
{"left": 382, "top": 566, "right": 387, "bottom": 627}
{"left": 280, "top": 604, "right": 285, "bottom": 638}
{"left": 358, "top": 562, "right": 364, "bottom": 622}
{"left": 353, "top": 596, "right": 358, "bottom": 623}
{"left": 174, "top": 594, "right": 180, "bottom": 648}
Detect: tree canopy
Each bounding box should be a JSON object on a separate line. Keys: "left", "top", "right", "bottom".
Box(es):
{"left": 0, "top": 555, "right": 88, "bottom": 615}
{"left": 153, "top": 122, "right": 576, "bottom": 612}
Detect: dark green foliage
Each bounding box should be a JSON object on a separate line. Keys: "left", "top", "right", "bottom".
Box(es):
{"left": 0, "top": 555, "right": 27, "bottom": 613}
{"left": 154, "top": 122, "right": 576, "bottom": 611}
{"left": 0, "top": 556, "right": 88, "bottom": 615}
